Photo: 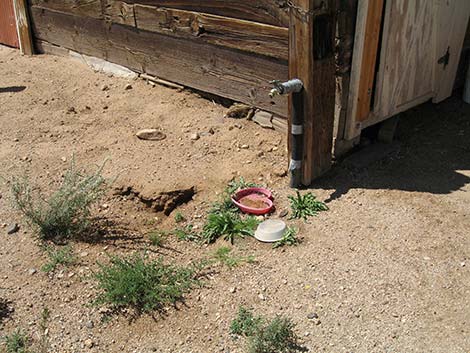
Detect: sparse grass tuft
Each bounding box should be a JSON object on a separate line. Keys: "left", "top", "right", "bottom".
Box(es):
{"left": 174, "top": 212, "right": 186, "bottom": 223}
{"left": 92, "top": 253, "right": 201, "bottom": 314}
{"left": 201, "top": 210, "right": 259, "bottom": 244}
{"left": 212, "top": 247, "right": 255, "bottom": 268}
{"left": 288, "top": 191, "right": 328, "bottom": 221}
{"left": 173, "top": 224, "right": 200, "bottom": 242}
{"left": 3, "top": 329, "right": 30, "bottom": 353}
{"left": 272, "top": 227, "right": 299, "bottom": 249}
{"left": 41, "top": 245, "right": 76, "bottom": 273}
{"left": 11, "top": 159, "right": 108, "bottom": 242}
{"left": 231, "top": 308, "right": 303, "bottom": 353}
{"left": 148, "top": 231, "right": 166, "bottom": 247}
{"left": 230, "top": 307, "right": 262, "bottom": 337}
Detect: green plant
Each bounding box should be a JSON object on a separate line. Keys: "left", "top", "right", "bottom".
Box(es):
{"left": 92, "top": 253, "right": 201, "bottom": 314}
{"left": 288, "top": 191, "right": 328, "bottom": 221}
{"left": 173, "top": 224, "right": 200, "bottom": 242}
{"left": 230, "top": 307, "right": 263, "bottom": 337}
{"left": 201, "top": 210, "right": 259, "bottom": 244}
{"left": 148, "top": 231, "right": 166, "bottom": 247}
{"left": 272, "top": 227, "right": 299, "bottom": 249}
{"left": 41, "top": 245, "right": 76, "bottom": 272}
{"left": 174, "top": 212, "right": 186, "bottom": 223}
{"left": 212, "top": 247, "right": 255, "bottom": 268}
{"left": 37, "top": 308, "right": 50, "bottom": 353}
{"left": 226, "top": 177, "right": 259, "bottom": 196}
{"left": 11, "top": 159, "right": 108, "bottom": 242}
{"left": 3, "top": 329, "right": 30, "bottom": 353}
{"left": 248, "top": 317, "right": 301, "bottom": 353}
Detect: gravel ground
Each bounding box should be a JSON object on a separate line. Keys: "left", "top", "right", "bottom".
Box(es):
{"left": 1, "top": 45, "right": 470, "bottom": 353}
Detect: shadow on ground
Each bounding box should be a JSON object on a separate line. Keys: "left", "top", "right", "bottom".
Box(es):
{"left": 316, "top": 96, "right": 470, "bottom": 201}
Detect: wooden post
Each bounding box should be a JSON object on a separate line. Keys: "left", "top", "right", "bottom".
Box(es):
{"left": 13, "top": 0, "right": 34, "bottom": 55}
{"left": 289, "top": 0, "right": 336, "bottom": 184}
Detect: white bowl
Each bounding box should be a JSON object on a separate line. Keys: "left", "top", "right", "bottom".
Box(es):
{"left": 254, "top": 219, "right": 287, "bottom": 243}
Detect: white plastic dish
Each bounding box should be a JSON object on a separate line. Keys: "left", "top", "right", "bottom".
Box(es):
{"left": 254, "top": 219, "right": 287, "bottom": 243}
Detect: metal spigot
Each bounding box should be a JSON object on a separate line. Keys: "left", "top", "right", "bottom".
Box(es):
{"left": 269, "top": 79, "right": 304, "bottom": 98}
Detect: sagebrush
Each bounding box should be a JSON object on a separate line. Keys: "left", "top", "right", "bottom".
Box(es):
{"left": 93, "top": 254, "right": 202, "bottom": 314}
{"left": 11, "top": 160, "right": 108, "bottom": 242}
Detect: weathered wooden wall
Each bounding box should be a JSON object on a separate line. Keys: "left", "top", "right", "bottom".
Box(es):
{"left": 28, "top": 0, "right": 289, "bottom": 116}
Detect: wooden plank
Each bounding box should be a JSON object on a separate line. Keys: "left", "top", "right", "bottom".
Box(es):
{"left": 29, "top": 0, "right": 103, "bottom": 18}
{"left": 355, "top": 0, "right": 383, "bottom": 122}
{"left": 128, "top": 3, "right": 288, "bottom": 60}
{"left": 289, "top": 0, "right": 336, "bottom": 184}
{"left": 433, "top": 0, "right": 470, "bottom": 102}
{"left": 13, "top": 0, "right": 34, "bottom": 55}
{"left": 29, "top": 6, "right": 288, "bottom": 116}
{"left": 0, "top": 0, "right": 19, "bottom": 48}
{"left": 112, "top": 0, "right": 290, "bottom": 27}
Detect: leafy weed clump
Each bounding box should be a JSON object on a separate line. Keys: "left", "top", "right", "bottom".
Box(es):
{"left": 288, "top": 191, "right": 328, "bottom": 221}
{"left": 201, "top": 210, "right": 259, "bottom": 244}
{"left": 93, "top": 254, "right": 201, "bottom": 314}
{"left": 41, "top": 245, "right": 76, "bottom": 273}
{"left": 231, "top": 307, "right": 303, "bottom": 353}
{"left": 3, "top": 329, "right": 30, "bottom": 353}
{"left": 173, "top": 224, "right": 200, "bottom": 242}
{"left": 11, "top": 160, "right": 108, "bottom": 242}
{"left": 174, "top": 212, "right": 186, "bottom": 223}
{"left": 272, "top": 227, "right": 299, "bottom": 249}
{"left": 212, "top": 247, "right": 255, "bottom": 268}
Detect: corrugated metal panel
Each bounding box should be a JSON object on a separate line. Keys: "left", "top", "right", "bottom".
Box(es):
{"left": 0, "top": 0, "right": 19, "bottom": 48}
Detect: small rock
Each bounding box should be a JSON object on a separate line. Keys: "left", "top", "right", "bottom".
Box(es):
{"left": 28, "top": 268, "right": 37, "bottom": 275}
{"left": 101, "top": 84, "right": 109, "bottom": 91}
{"left": 61, "top": 157, "right": 67, "bottom": 162}
{"left": 66, "top": 106, "right": 76, "bottom": 114}
{"left": 279, "top": 209, "right": 289, "bottom": 218}
{"left": 240, "top": 144, "right": 249, "bottom": 149}
{"left": 274, "top": 169, "right": 287, "bottom": 177}
{"left": 84, "top": 339, "right": 94, "bottom": 348}
{"left": 86, "top": 320, "right": 94, "bottom": 329}
{"left": 307, "top": 312, "right": 319, "bottom": 320}
{"left": 136, "top": 129, "right": 166, "bottom": 141}
{"left": 7, "top": 223, "right": 20, "bottom": 234}
{"left": 190, "top": 133, "right": 200, "bottom": 141}
{"left": 124, "top": 83, "right": 133, "bottom": 90}
{"left": 80, "top": 252, "right": 89, "bottom": 257}
{"left": 229, "top": 287, "right": 236, "bottom": 294}
{"left": 258, "top": 294, "right": 266, "bottom": 301}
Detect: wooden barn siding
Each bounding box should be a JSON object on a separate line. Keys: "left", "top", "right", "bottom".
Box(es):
{"left": 28, "top": 0, "right": 289, "bottom": 116}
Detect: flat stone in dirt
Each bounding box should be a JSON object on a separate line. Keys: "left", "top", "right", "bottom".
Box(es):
{"left": 135, "top": 129, "right": 167, "bottom": 141}
{"left": 7, "top": 223, "right": 19, "bottom": 235}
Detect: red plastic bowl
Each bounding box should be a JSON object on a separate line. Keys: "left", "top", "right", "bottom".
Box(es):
{"left": 232, "top": 187, "right": 274, "bottom": 215}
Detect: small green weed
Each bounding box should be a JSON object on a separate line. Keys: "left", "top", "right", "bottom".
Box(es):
{"left": 273, "top": 227, "right": 299, "bottom": 249}
{"left": 173, "top": 224, "right": 200, "bottom": 242}
{"left": 248, "top": 316, "right": 302, "bottom": 353}
{"left": 92, "top": 253, "right": 201, "bottom": 314}
{"left": 230, "top": 307, "right": 263, "bottom": 337}
{"left": 231, "top": 308, "right": 303, "bottom": 353}
{"left": 41, "top": 245, "right": 76, "bottom": 273}
{"left": 174, "top": 212, "right": 186, "bottom": 223}
{"left": 288, "top": 191, "right": 328, "bottom": 221}
{"left": 226, "top": 177, "right": 259, "bottom": 196}
{"left": 11, "top": 159, "right": 108, "bottom": 242}
{"left": 3, "top": 329, "right": 30, "bottom": 353}
{"left": 148, "top": 231, "right": 166, "bottom": 247}
{"left": 212, "top": 247, "right": 255, "bottom": 268}
{"left": 201, "top": 210, "right": 259, "bottom": 244}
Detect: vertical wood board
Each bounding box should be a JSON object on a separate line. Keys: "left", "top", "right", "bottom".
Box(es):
{"left": 0, "top": 0, "right": 19, "bottom": 48}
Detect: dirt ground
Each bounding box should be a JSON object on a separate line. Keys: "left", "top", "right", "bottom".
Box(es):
{"left": 1, "top": 45, "right": 470, "bottom": 353}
